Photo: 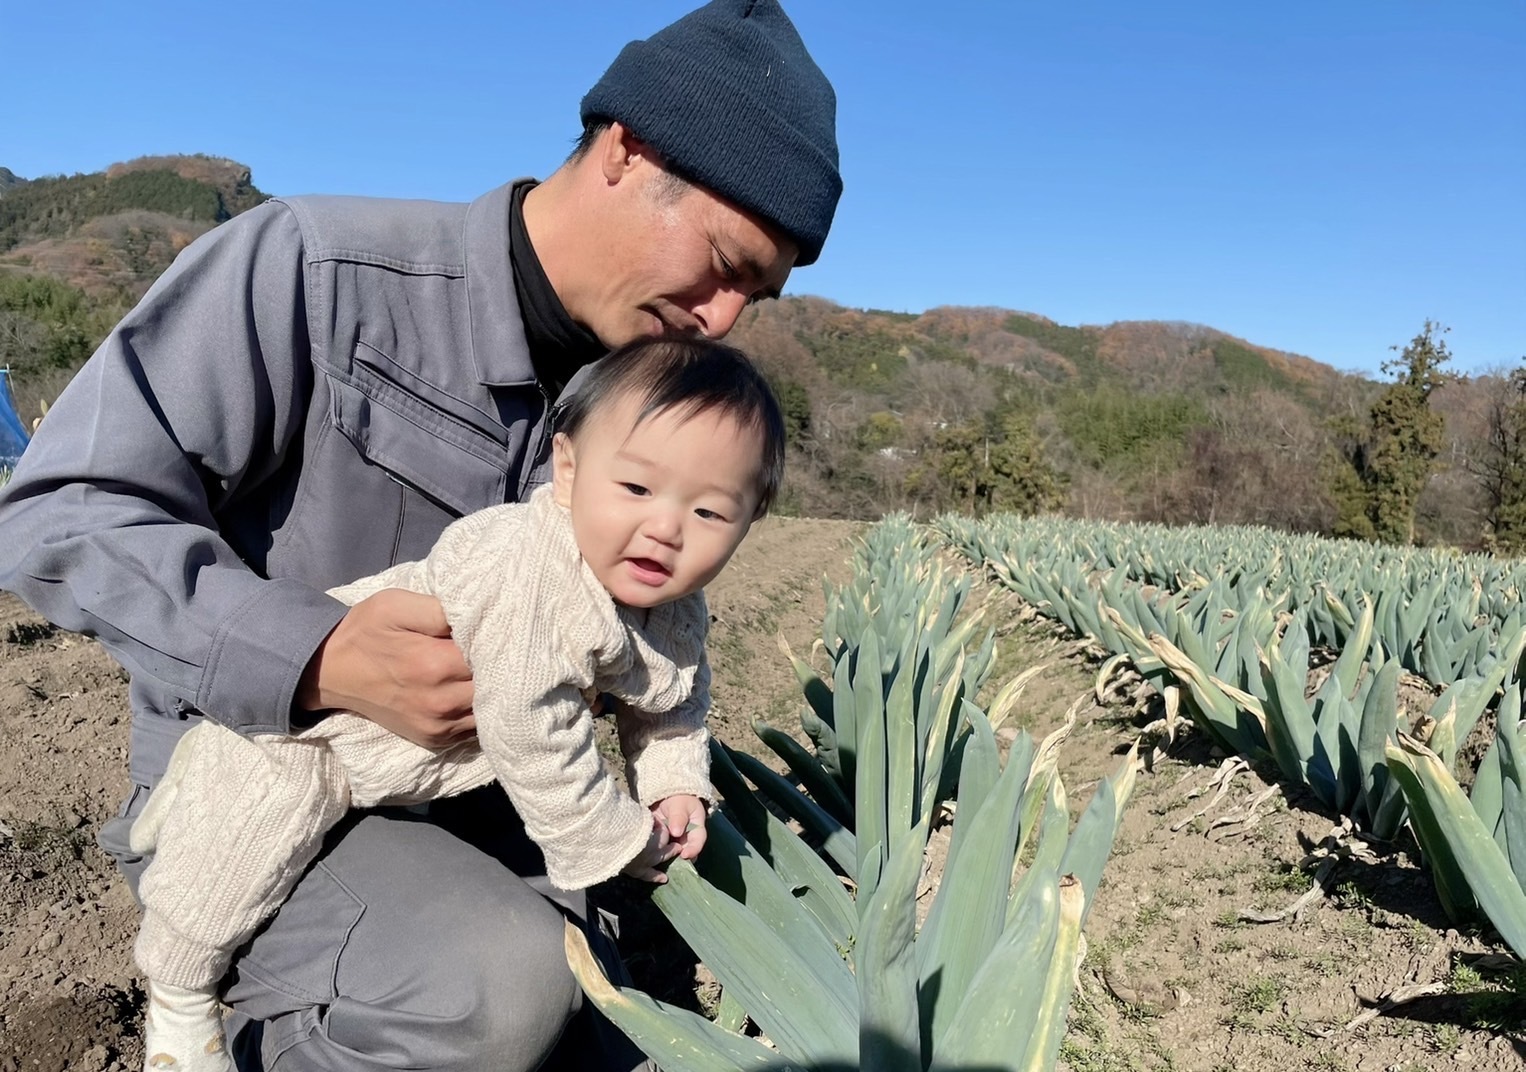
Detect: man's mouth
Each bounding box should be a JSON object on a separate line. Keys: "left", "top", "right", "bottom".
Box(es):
{"left": 644, "top": 306, "right": 696, "bottom": 337}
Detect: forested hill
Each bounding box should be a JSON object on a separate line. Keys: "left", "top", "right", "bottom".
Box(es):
{"left": 0, "top": 155, "right": 267, "bottom": 298}
{"left": 1, "top": 156, "right": 1511, "bottom": 549}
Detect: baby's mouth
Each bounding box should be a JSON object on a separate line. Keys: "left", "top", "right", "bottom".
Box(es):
{"left": 628, "top": 558, "right": 672, "bottom": 583}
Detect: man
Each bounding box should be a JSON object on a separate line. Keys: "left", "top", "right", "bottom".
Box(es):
{"left": 0, "top": 1, "right": 840, "bottom": 1068}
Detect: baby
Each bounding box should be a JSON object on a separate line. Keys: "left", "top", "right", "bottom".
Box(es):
{"left": 127, "top": 336, "right": 785, "bottom": 1071}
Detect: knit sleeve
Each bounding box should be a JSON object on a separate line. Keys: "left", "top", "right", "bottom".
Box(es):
{"left": 618, "top": 651, "right": 715, "bottom": 806}
{"left": 616, "top": 591, "right": 715, "bottom": 806}
{"left": 324, "top": 558, "right": 432, "bottom": 608}
{"left": 424, "top": 496, "right": 652, "bottom": 890}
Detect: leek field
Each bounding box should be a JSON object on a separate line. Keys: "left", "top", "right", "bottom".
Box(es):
{"left": 585, "top": 512, "right": 1526, "bottom": 1071}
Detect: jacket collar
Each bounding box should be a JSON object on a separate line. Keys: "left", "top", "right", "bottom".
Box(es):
{"left": 464, "top": 180, "right": 538, "bottom": 388}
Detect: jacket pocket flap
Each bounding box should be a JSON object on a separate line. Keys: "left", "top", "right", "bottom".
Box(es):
{"left": 328, "top": 376, "right": 508, "bottom": 517}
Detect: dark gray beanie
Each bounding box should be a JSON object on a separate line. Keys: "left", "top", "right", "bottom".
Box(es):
{"left": 581, "top": 0, "right": 841, "bottom": 266}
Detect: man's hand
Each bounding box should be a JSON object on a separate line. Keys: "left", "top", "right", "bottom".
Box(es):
{"left": 650, "top": 794, "right": 708, "bottom": 862}
{"left": 297, "top": 588, "right": 475, "bottom": 749}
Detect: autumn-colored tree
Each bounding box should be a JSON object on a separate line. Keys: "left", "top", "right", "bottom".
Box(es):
{"left": 1472, "top": 364, "right": 1526, "bottom": 553}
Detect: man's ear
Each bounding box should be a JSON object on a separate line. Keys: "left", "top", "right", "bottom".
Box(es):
{"left": 599, "top": 122, "right": 656, "bottom": 184}
{"left": 551, "top": 432, "right": 576, "bottom": 507}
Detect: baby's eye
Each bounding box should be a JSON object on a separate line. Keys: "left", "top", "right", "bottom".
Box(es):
{"left": 621, "top": 483, "right": 650, "bottom": 497}
{"left": 695, "top": 507, "right": 728, "bottom": 522}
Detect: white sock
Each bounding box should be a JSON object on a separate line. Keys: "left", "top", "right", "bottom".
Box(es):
{"left": 142, "top": 981, "right": 233, "bottom": 1072}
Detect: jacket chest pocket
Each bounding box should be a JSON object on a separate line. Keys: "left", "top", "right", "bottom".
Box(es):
{"left": 327, "top": 373, "right": 513, "bottom": 518}
{"left": 269, "top": 371, "right": 520, "bottom": 586}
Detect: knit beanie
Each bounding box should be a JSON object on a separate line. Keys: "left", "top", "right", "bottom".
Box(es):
{"left": 581, "top": 0, "right": 842, "bottom": 266}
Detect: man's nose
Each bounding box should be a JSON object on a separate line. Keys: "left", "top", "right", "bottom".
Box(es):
{"left": 691, "top": 289, "right": 750, "bottom": 339}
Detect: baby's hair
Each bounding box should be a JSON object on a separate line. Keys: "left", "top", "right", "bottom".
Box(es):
{"left": 557, "top": 336, "right": 787, "bottom": 515}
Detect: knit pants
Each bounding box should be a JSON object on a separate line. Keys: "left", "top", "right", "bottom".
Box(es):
{"left": 103, "top": 773, "right": 649, "bottom": 1072}
{"left": 133, "top": 718, "right": 497, "bottom": 991}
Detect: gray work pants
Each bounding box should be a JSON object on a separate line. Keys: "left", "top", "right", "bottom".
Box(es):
{"left": 101, "top": 784, "right": 651, "bottom": 1072}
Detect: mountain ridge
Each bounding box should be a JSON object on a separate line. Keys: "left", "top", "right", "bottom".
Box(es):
{"left": 12, "top": 155, "right": 1492, "bottom": 546}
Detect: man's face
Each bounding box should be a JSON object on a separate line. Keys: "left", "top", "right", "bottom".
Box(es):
{"left": 576, "top": 138, "right": 799, "bottom": 348}
{"left": 551, "top": 391, "right": 764, "bottom": 609}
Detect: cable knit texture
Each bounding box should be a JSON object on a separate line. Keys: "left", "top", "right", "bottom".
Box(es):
{"left": 133, "top": 485, "right": 713, "bottom": 990}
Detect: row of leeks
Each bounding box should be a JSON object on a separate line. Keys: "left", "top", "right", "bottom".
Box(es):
{"left": 565, "top": 515, "right": 1139, "bottom": 1071}
{"left": 934, "top": 511, "right": 1526, "bottom": 961}
{"left": 933, "top": 513, "right": 1526, "bottom": 691}
{"left": 1388, "top": 687, "right": 1526, "bottom": 960}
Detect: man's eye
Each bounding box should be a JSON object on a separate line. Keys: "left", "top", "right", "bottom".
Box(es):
{"left": 621, "top": 483, "right": 650, "bottom": 496}
{"left": 717, "top": 252, "right": 740, "bottom": 282}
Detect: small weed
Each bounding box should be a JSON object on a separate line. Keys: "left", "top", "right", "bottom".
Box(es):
{"left": 1400, "top": 918, "right": 1436, "bottom": 952}
{"left": 1305, "top": 951, "right": 1341, "bottom": 977}
{"left": 1428, "top": 1022, "right": 1462, "bottom": 1054}
{"left": 1335, "top": 910, "right": 1373, "bottom": 943}
{"left": 1451, "top": 960, "right": 1526, "bottom": 1032}
{"left": 1057, "top": 1038, "right": 1142, "bottom": 1072}
{"left": 1211, "top": 909, "right": 1245, "bottom": 930}
{"left": 1230, "top": 974, "right": 1287, "bottom": 1015}
{"left": 1157, "top": 886, "right": 1196, "bottom": 909}
{"left": 1267, "top": 1013, "right": 1302, "bottom": 1041}
{"left": 1134, "top": 901, "right": 1168, "bottom": 930}
{"left": 1447, "top": 962, "right": 1484, "bottom": 992}
{"left": 1253, "top": 864, "right": 1309, "bottom": 895}
{"left": 1060, "top": 988, "right": 1144, "bottom": 1072}
{"left": 1332, "top": 880, "right": 1374, "bottom": 912}
{"left": 1221, "top": 1009, "right": 1258, "bottom": 1032}
{"left": 13, "top": 820, "right": 87, "bottom": 859}
{"left": 1083, "top": 941, "right": 1115, "bottom": 975}
{"left": 4, "top": 620, "right": 55, "bottom": 645}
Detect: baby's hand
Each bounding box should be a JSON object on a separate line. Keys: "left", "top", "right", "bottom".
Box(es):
{"left": 621, "top": 822, "right": 680, "bottom": 884}
{"left": 651, "top": 794, "right": 709, "bottom": 862}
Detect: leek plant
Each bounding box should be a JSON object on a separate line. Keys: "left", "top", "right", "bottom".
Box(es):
{"left": 566, "top": 517, "right": 1137, "bottom": 1071}
{"left": 1387, "top": 685, "right": 1526, "bottom": 957}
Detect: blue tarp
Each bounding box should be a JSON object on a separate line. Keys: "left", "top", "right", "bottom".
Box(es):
{"left": 0, "top": 369, "right": 30, "bottom": 471}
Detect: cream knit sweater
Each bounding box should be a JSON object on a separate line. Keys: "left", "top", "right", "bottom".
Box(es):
{"left": 131, "top": 485, "right": 714, "bottom": 989}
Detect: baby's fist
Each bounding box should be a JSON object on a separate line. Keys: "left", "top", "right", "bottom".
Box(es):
{"left": 651, "top": 794, "right": 708, "bottom": 861}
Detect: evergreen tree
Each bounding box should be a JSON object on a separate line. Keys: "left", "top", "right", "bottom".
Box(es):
{"left": 1365, "top": 322, "right": 1451, "bottom": 543}
{"left": 987, "top": 413, "right": 1065, "bottom": 514}
{"left": 910, "top": 415, "right": 1062, "bottom": 517}
{"left": 1328, "top": 322, "right": 1451, "bottom": 544}
{"left": 926, "top": 421, "right": 988, "bottom": 513}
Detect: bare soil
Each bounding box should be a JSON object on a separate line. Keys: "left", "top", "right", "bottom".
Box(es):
{"left": 1, "top": 517, "right": 1522, "bottom": 1071}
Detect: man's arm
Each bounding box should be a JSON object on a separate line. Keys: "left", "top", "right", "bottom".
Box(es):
{"left": 0, "top": 202, "right": 395, "bottom": 736}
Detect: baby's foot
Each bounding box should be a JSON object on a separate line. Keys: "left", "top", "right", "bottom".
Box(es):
{"left": 142, "top": 981, "right": 233, "bottom": 1072}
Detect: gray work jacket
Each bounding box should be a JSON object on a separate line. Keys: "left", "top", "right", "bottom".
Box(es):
{"left": 0, "top": 181, "right": 557, "bottom": 786}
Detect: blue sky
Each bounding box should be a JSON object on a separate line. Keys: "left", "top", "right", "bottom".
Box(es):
{"left": 6, "top": 0, "right": 1522, "bottom": 376}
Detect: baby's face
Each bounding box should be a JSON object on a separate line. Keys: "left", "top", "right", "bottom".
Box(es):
{"left": 552, "top": 393, "right": 764, "bottom": 608}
